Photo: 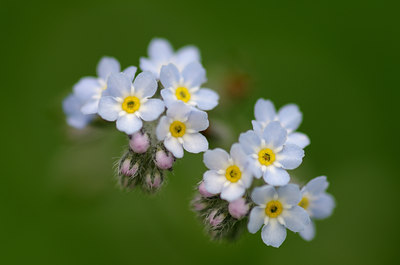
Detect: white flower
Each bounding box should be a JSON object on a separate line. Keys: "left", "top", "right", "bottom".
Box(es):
{"left": 252, "top": 99, "right": 310, "bottom": 148}
{"left": 239, "top": 121, "right": 304, "bottom": 186}
{"left": 97, "top": 72, "right": 165, "bottom": 135}
{"left": 298, "top": 176, "right": 335, "bottom": 241}
{"left": 203, "top": 144, "right": 253, "bottom": 202}
{"left": 74, "top": 56, "right": 137, "bottom": 115}
{"left": 156, "top": 102, "right": 209, "bottom": 158}
{"left": 140, "top": 38, "right": 200, "bottom": 78}
{"left": 62, "top": 93, "right": 95, "bottom": 129}
{"left": 159, "top": 63, "right": 219, "bottom": 111}
{"left": 248, "top": 184, "right": 310, "bottom": 248}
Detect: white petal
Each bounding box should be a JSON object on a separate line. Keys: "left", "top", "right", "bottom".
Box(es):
{"left": 251, "top": 185, "right": 277, "bottom": 205}
{"left": 248, "top": 157, "right": 262, "bottom": 179}
{"left": 303, "top": 176, "right": 329, "bottom": 195}
{"left": 278, "top": 104, "right": 302, "bottom": 132}
{"left": 174, "top": 45, "right": 201, "bottom": 68}
{"left": 166, "top": 101, "right": 191, "bottom": 121}
{"left": 164, "top": 137, "right": 184, "bottom": 158}
{"left": 191, "top": 88, "right": 219, "bottom": 111}
{"left": 182, "top": 61, "right": 206, "bottom": 88}
{"left": 261, "top": 219, "right": 287, "bottom": 248}
{"left": 263, "top": 121, "right": 287, "bottom": 149}
{"left": 139, "top": 57, "right": 159, "bottom": 77}
{"left": 97, "top": 56, "right": 120, "bottom": 80}
{"left": 116, "top": 114, "right": 143, "bottom": 135}
{"left": 240, "top": 170, "right": 254, "bottom": 188}
{"left": 247, "top": 206, "right": 266, "bottom": 233}
{"left": 281, "top": 206, "right": 310, "bottom": 232}
{"left": 277, "top": 144, "right": 304, "bottom": 170}
{"left": 186, "top": 110, "right": 209, "bottom": 131}
{"left": 203, "top": 148, "right": 230, "bottom": 170}
{"left": 230, "top": 143, "right": 247, "bottom": 168}
{"left": 139, "top": 99, "right": 165, "bottom": 121}
{"left": 263, "top": 167, "right": 290, "bottom": 186}
{"left": 63, "top": 94, "right": 93, "bottom": 129}
{"left": 81, "top": 98, "right": 100, "bottom": 115}
{"left": 299, "top": 220, "right": 316, "bottom": 241}
{"left": 287, "top": 132, "right": 310, "bottom": 148}
{"left": 239, "top": 130, "right": 261, "bottom": 155}
{"left": 251, "top": 120, "right": 264, "bottom": 136}
{"left": 277, "top": 184, "right": 302, "bottom": 206}
{"left": 156, "top": 116, "right": 170, "bottom": 141}
{"left": 160, "top": 89, "right": 176, "bottom": 108}
{"left": 160, "top": 64, "right": 180, "bottom": 88}
{"left": 182, "top": 133, "right": 208, "bottom": 154}
{"left": 122, "top": 66, "right": 137, "bottom": 82}
{"left": 309, "top": 193, "right": 335, "bottom": 220}
{"left": 133, "top": 71, "right": 157, "bottom": 98}
{"left": 98, "top": 96, "right": 121, "bottom": 121}
{"left": 148, "top": 38, "right": 173, "bottom": 61}
{"left": 73, "top": 77, "right": 101, "bottom": 102}
{"left": 203, "top": 170, "right": 225, "bottom": 194}
{"left": 107, "top": 73, "right": 131, "bottom": 98}
{"left": 254, "top": 99, "right": 276, "bottom": 124}
{"left": 221, "top": 183, "right": 245, "bottom": 202}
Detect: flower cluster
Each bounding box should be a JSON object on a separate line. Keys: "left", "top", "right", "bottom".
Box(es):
{"left": 192, "top": 99, "right": 335, "bottom": 247}
{"left": 63, "top": 38, "right": 219, "bottom": 192}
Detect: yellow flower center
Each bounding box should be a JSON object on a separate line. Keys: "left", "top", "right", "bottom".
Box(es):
{"left": 258, "top": 148, "right": 276, "bottom": 166}
{"left": 122, "top": 96, "right": 140, "bottom": 113}
{"left": 175, "top": 87, "right": 191, "bottom": 103}
{"left": 225, "top": 165, "right": 242, "bottom": 183}
{"left": 169, "top": 121, "right": 186, "bottom": 137}
{"left": 102, "top": 84, "right": 107, "bottom": 90}
{"left": 298, "top": 196, "right": 309, "bottom": 209}
{"left": 265, "top": 200, "right": 283, "bottom": 218}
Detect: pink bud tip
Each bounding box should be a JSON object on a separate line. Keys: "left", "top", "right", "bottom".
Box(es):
{"left": 208, "top": 210, "right": 225, "bottom": 227}
{"left": 199, "top": 182, "right": 215, "bottom": 198}
{"left": 129, "top": 132, "right": 150, "bottom": 154}
{"left": 228, "top": 198, "right": 250, "bottom": 219}
{"left": 155, "top": 150, "right": 174, "bottom": 170}
{"left": 121, "top": 159, "right": 131, "bottom": 176}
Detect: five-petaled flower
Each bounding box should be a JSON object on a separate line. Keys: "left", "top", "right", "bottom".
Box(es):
{"left": 239, "top": 121, "right": 304, "bottom": 186}
{"left": 98, "top": 71, "right": 165, "bottom": 135}
{"left": 156, "top": 102, "right": 209, "bottom": 158}
{"left": 203, "top": 144, "right": 253, "bottom": 202}
{"left": 248, "top": 184, "right": 310, "bottom": 248}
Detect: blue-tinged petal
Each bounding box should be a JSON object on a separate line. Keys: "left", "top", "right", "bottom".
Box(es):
{"left": 156, "top": 116, "right": 170, "bottom": 141}
{"left": 309, "top": 193, "right": 335, "bottom": 220}
{"left": 192, "top": 88, "right": 219, "bottom": 111}
{"left": 254, "top": 99, "right": 276, "bottom": 124}
{"left": 107, "top": 73, "right": 131, "bottom": 98}
{"left": 247, "top": 206, "right": 266, "bottom": 233}
{"left": 139, "top": 99, "right": 165, "bottom": 121}
{"left": 261, "top": 219, "right": 287, "bottom": 248}
{"left": 263, "top": 166, "right": 290, "bottom": 186}
{"left": 160, "top": 63, "right": 181, "bottom": 88}
{"left": 299, "top": 220, "right": 316, "bottom": 241}
{"left": 164, "top": 136, "right": 183, "bottom": 158}
{"left": 166, "top": 101, "right": 191, "bottom": 121}
{"left": 116, "top": 114, "right": 143, "bottom": 135}
{"left": 263, "top": 121, "right": 287, "bottom": 149}
{"left": 203, "top": 170, "right": 225, "bottom": 194}
{"left": 174, "top": 45, "right": 201, "bottom": 69}
{"left": 187, "top": 110, "right": 209, "bottom": 131}
{"left": 251, "top": 185, "right": 277, "bottom": 205}
{"left": 230, "top": 143, "right": 247, "bottom": 168}
{"left": 182, "top": 133, "right": 208, "bottom": 154}
{"left": 122, "top": 66, "right": 137, "bottom": 82}
{"left": 238, "top": 130, "right": 261, "bottom": 155}
{"left": 303, "top": 176, "right": 329, "bottom": 195}
{"left": 98, "top": 96, "right": 121, "bottom": 121}
{"left": 148, "top": 38, "right": 174, "bottom": 60}
{"left": 251, "top": 120, "right": 264, "bottom": 136}
{"left": 182, "top": 61, "right": 206, "bottom": 88}
{"left": 160, "top": 89, "right": 176, "bottom": 108}
{"left": 73, "top": 77, "right": 101, "bottom": 102}
{"left": 63, "top": 94, "right": 94, "bottom": 129}
{"left": 248, "top": 157, "right": 262, "bottom": 179}
{"left": 277, "top": 184, "right": 302, "bottom": 206}
{"left": 133, "top": 71, "right": 157, "bottom": 98}
{"left": 139, "top": 57, "right": 160, "bottom": 77}
{"left": 97, "top": 56, "right": 120, "bottom": 80}
{"left": 221, "top": 183, "right": 245, "bottom": 202}
{"left": 203, "top": 148, "right": 230, "bottom": 171}
{"left": 281, "top": 206, "right": 310, "bottom": 232}
{"left": 287, "top": 132, "right": 310, "bottom": 148}
{"left": 81, "top": 98, "right": 99, "bottom": 115}
{"left": 278, "top": 104, "right": 302, "bottom": 132}
{"left": 277, "top": 144, "right": 304, "bottom": 170}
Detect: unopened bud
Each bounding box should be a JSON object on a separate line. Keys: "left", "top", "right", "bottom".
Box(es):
{"left": 208, "top": 210, "right": 226, "bottom": 228}
{"left": 155, "top": 150, "right": 174, "bottom": 170}
{"left": 129, "top": 132, "right": 150, "bottom": 154}
{"left": 228, "top": 198, "right": 250, "bottom": 219}
{"left": 143, "top": 169, "right": 164, "bottom": 193}
{"left": 198, "top": 182, "right": 215, "bottom": 198}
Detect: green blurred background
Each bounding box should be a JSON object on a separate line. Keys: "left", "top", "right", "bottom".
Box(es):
{"left": 1, "top": 0, "right": 399, "bottom": 264}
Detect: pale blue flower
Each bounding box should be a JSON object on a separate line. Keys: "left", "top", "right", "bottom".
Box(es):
{"left": 62, "top": 93, "right": 95, "bottom": 129}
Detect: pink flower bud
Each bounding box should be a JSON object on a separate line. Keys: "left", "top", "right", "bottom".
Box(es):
{"left": 145, "top": 171, "right": 163, "bottom": 190}
{"left": 155, "top": 150, "right": 174, "bottom": 169}
{"left": 208, "top": 210, "right": 225, "bottom": 227}
{"left": 198, "top": 182, "right": 215, "bottom": 198}
{"left": 121, "top": 159, "right": 131, "bottom": 176}
{"left": 228, "top": 198, "right": 250, "bottom": 219}
{"left": 128, "top": 163, "right": 139, "bottom": 176}
{"left": 129, "top": 132, "right": 150, "bottom": 153}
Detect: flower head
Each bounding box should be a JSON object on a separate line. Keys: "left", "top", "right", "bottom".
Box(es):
{"left": 73, "top": 56, "right": 137, "bottom": 115}
{"left": 140, "top": 38, "right": 200, "bottom": 78}
{"left": 156, "top": 102, "right": 209, "bottom": 158}
{"left": 160, "top": 63, "right": 219, "bottom": 111}
{"left": 62, "top": 93, "right": 95, "bottom": 129}
{"left": 239, "top": 121, "right": 304, "bottom": 186}
{"left": 248, "top": 184, "right": 310, "bottom": 248}
{"left": 252, "top": 99, "right": 310, "bottom": 148}
{"left": 298, "top": 176, "right": 335, "bottom": 241}
{"left": 98, "top": 72, "right": 165, "bottom": 135}
{"left": 203, "top": 144, "right": 253, "bottom": 202}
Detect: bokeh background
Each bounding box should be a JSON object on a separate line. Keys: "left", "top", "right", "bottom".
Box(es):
{"left": 1, "top": 0, "right": 399, "bottom": 264}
